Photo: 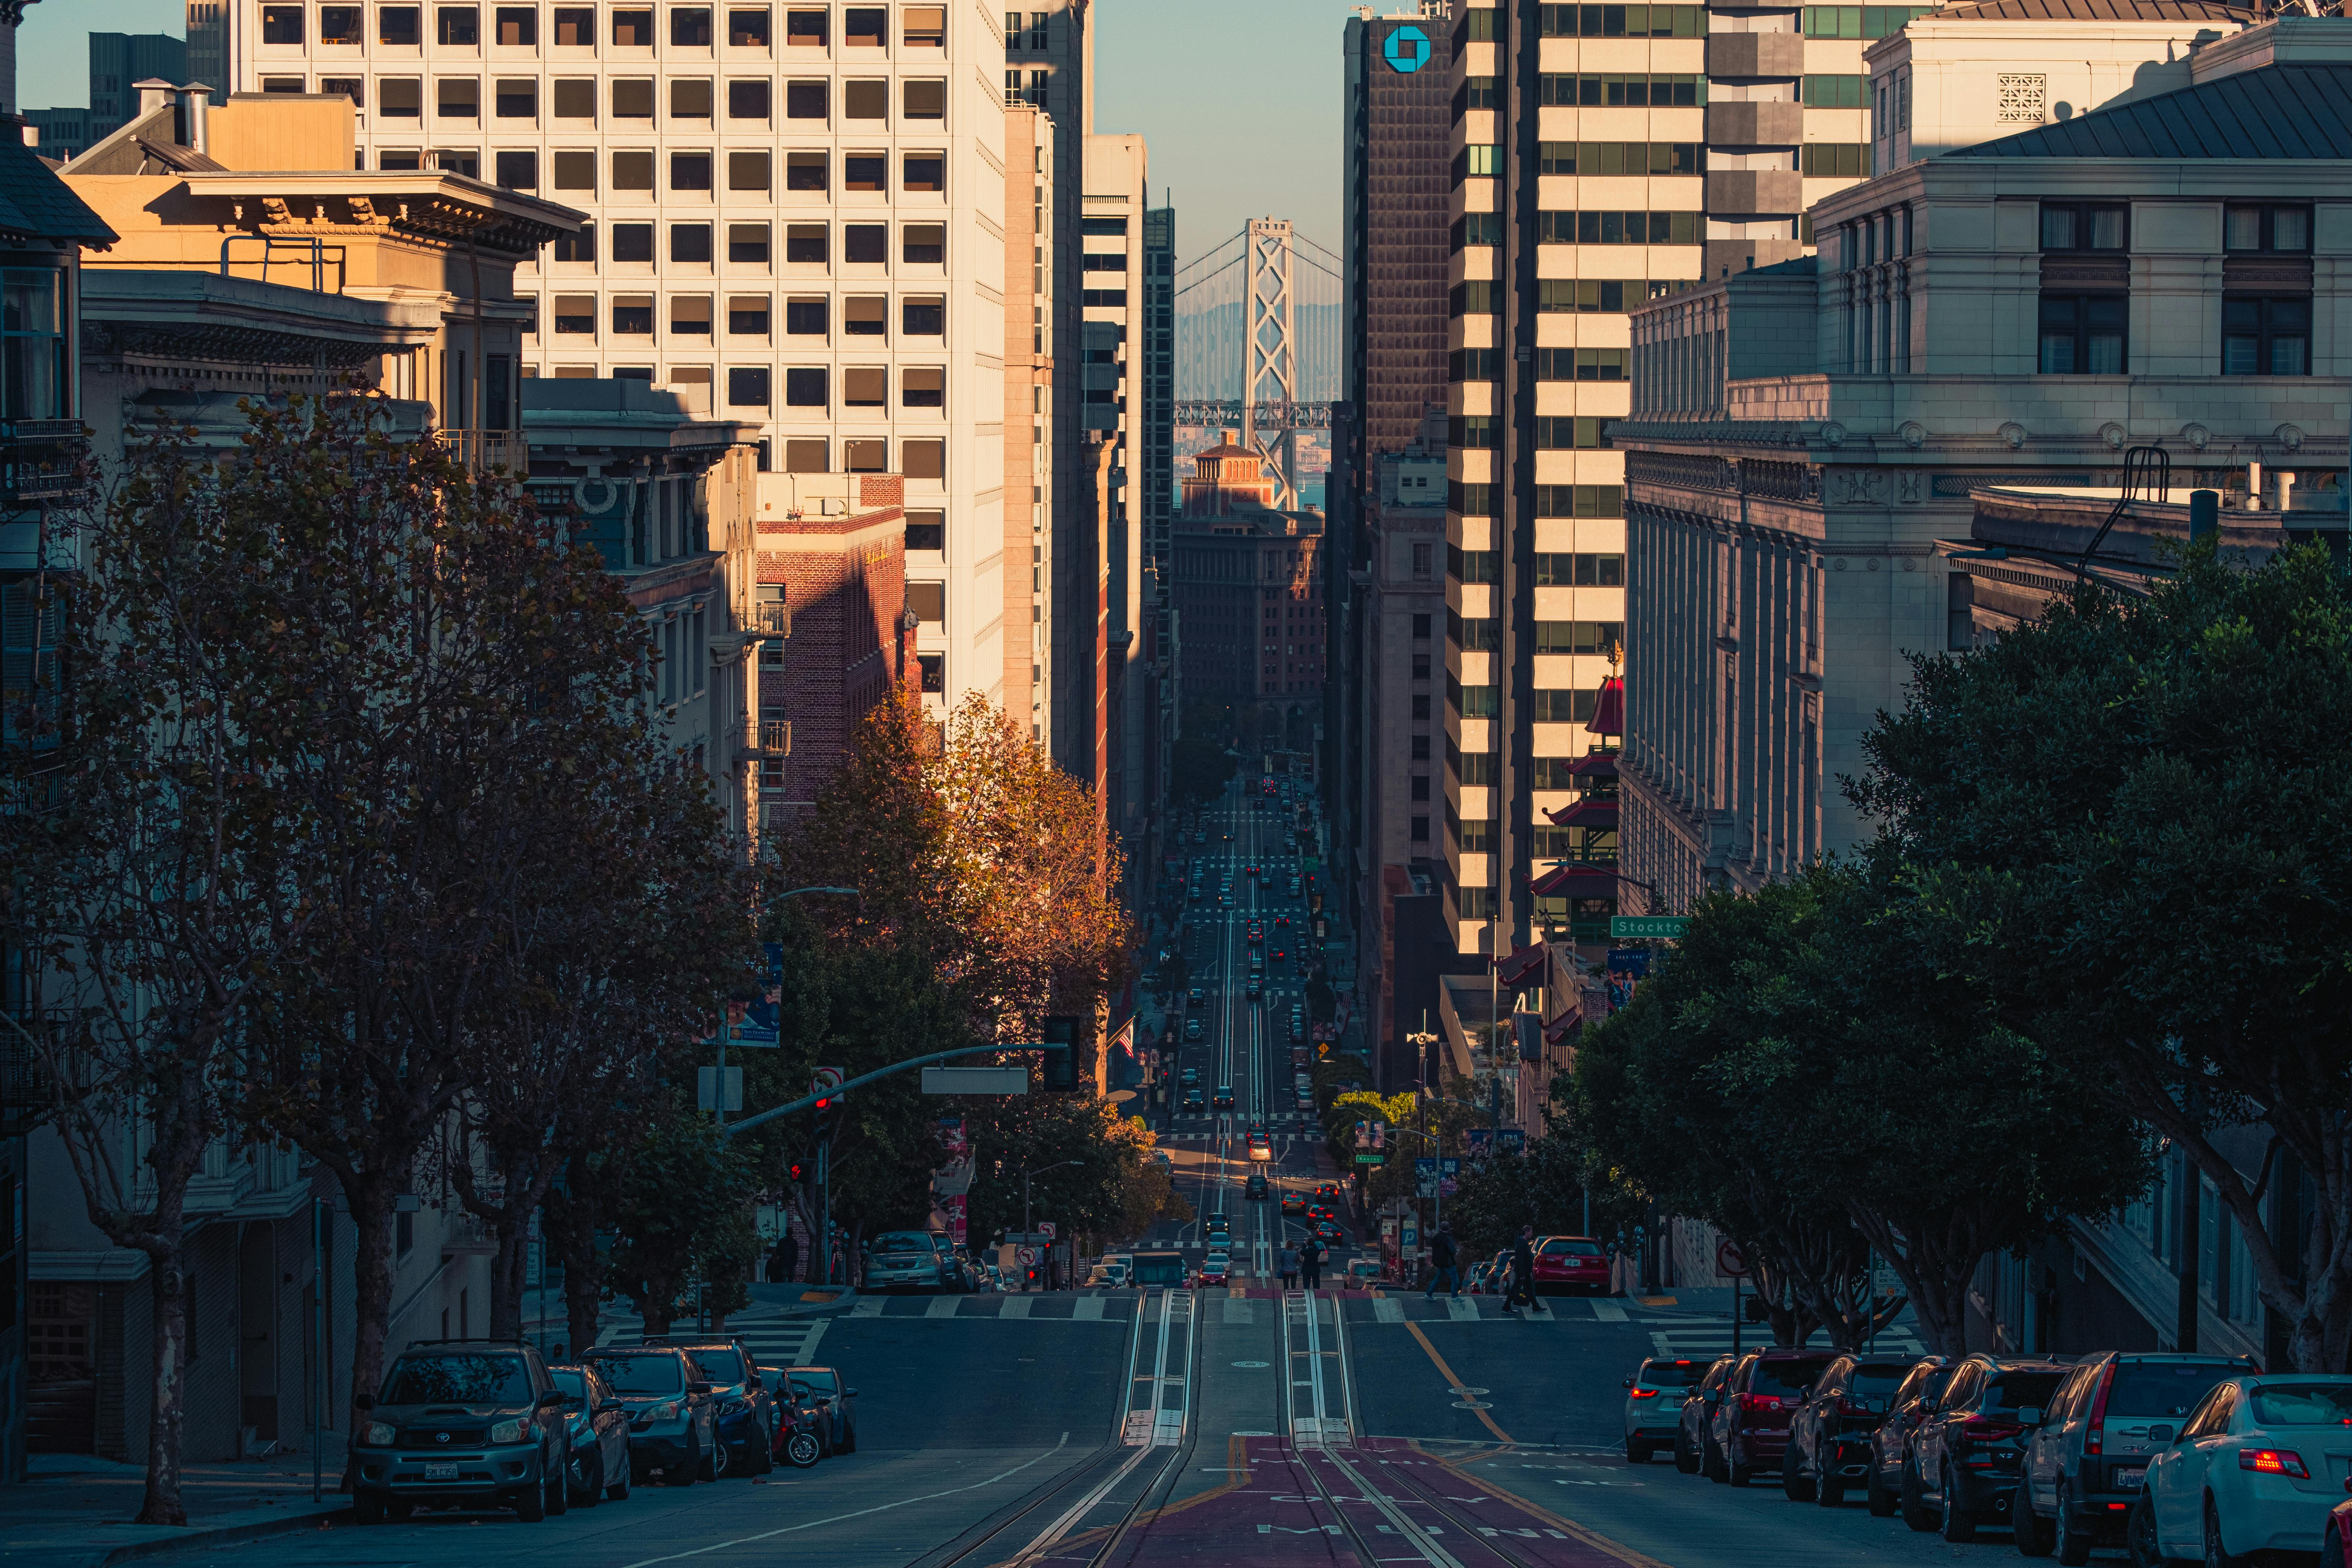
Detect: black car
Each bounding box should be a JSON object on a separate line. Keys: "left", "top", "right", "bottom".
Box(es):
{"left": 641, "top": 1335, "right": 777, "bottom": 1475}
{"left": 350, "top": 1340, "right": 571, "bottom": 1522}
{"left": 1864, "top": 1355, "right": 1951, "bottom": 1516}
{"left": 1245, "top": 1173, "right": 1270, "bottom": 1200}
{"left": 1783, "top": 1353, "right": 1921, "bottom": 1505}
{"left": 1900, "top": 1354, "right": 2069, "bottom": 1541}
{"left": 1674, "top": 1354, "right": 1738, "bottom": 1473}
{"left": 1213, "top": 1083, "right": 1235, "bottom": 1108}
{"left": 1182, "top": 1087, "right": 1206, "bottom": 1112}
{"left": 582, "top": 1344, "right": 721, "bottom": 1485}
{"left": 789, "top": 1365, "right": 858, "bottom": 1455}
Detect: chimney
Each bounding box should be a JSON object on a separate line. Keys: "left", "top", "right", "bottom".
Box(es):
{"left": 179, "top": 82, "right": 212, "bottom": 153}
{"left": 135, "top": 78, "right": 176, "bottom": 120}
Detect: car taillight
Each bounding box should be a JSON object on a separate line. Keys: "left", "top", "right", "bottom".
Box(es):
{"left": 1739, "top": 1393, "right": 1783, "bottom": 1413}
{"left": 1960, "top": 1416, "right": 2021, "bottom": 1447}
{"left": 2084, "top": 1361, "right": 2116, "bottom": 1456}
{"left": 2239, "top": 1448, "right": 2309, "bottom": 1478}
{"left": 1629, "top": 1388, "right": 1660, "bottom": 1400}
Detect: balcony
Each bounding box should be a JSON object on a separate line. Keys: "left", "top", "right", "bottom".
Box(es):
{"left": 739, "top": 718, "right": 791, "bottom": 764}
{"left": 0, "top": 420, "right": 93, "bottom": 505}
{"left": 437, "top": 429, "right": 527, "bottom": 475}
{"left": 0, "top": 1010, "right": 57, "bottom": 1138}
{"left": 750, "top": 601, "right": 791, "bottom": 638}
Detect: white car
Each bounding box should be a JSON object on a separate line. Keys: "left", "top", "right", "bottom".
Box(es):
{"left": 2135, "top": 1373, "right": 2352, "bottom": 1562}
{"left": 1621, "top": 1356, "right": 1707, "bottom": 1462}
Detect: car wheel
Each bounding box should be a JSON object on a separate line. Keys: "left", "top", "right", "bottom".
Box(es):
{"left": 1816, "top": 1474, "right": 1844, "bottom": 1509}
{"left": 1701, "top": 1433, "right": 1726, "bottom": 1483}
{"left": 354, "top": 1492, "right": 387, "bottom": 1526}
{"left": 1867, "top": 1459, "right": 1898, "bottom": 1518}
{"left": 1623, "top": 1435, "right": 1650, "bottom": 1464}
{"left": 2324, "top": 1521, "right": 2345, "bottom": 1568}
{"left": 1726, "top": 1438, "right": 1753, "bottom": 1488}
{"left": 605, "top": 1448, "right": 631, "bottom": 1502}
{"left": 514, "top": 1481, "right": 547, "bottom": 1523}
{"left": 1783, "top": 1453, "right": 1816, "bottom": 1502}
{"left": 666, "top": 1435, "right": 700, "bottom": 1487}
{"left": 1940, "top": 1464, "right": 1976, "bottom": 1543}
{"left": 544, "top": 1454, "right": 568, "bottom": 1516}
{"left": 570, "top": 1444, "right": 603, "bottom": 1508}
{"left": 1674, "top": 1428, "right": 1700, "bottom": 1475}
{"left": 2053, "top": 1482, "right": 2092, "bottom": 1566}
{"left": 750, "top": 1428, "right": 776, "bottom": 1475}
{"left": 1901, "top": 1458, "right": 1937, "bottom": 1533}
{"left": 701, "top": 1437, "right": 726, "bottom": 1482}
{"left": 2126, "top": 1492, "right": 2174, "bottom": 1568}
{"left": 2203, "top": 1498, "right": 2246, "bottom": 1568}
{"left": 2015, "top": 1493, "right": 2054, "bottom": 1557}
{"left": 786, "top": 1430, "right": 821, "bottom": 1468}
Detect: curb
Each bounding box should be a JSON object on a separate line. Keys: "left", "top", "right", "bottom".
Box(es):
{"left": 101, "top": 1507, "right": 352, "bottom": 1565}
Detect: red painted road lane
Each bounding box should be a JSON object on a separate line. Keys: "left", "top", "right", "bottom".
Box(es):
{"left": 1352, "top": 1439, "right": 1674, "bottom": 1568}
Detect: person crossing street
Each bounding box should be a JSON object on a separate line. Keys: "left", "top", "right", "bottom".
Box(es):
{"left": 1504, "top": 1225, "right": 1539, "bottom": 1315}
{"left": 1424, "top": 1225, "right": 1459, "bottom": 1299}
{"left": 1300, "top": 1234, "right": 1323, "bottom": 1291}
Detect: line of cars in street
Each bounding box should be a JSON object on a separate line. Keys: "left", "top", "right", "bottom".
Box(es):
{"left": 346, "top": 1332, "right": 860, "bottom": 1524}
{"left": 1623, "top": 1341, "right": 2352, "bottom": 1564}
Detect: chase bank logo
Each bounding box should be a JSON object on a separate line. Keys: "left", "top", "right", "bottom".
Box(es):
{"left": 1383, "top": 24, "right": 1431, "bottom": 74}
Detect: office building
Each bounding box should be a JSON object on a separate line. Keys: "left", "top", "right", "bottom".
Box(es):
{"left": 1001, "top": 102, "right": 1053, "bottom": 741}
{"left": 1170, "top": 436, "right": 1327, "bottom": 707}
{"left": 228, "top": 0, "right": 1015, "bottom": 737}
{"left": 24, "top": 32, "right": 190, "bottom": 164}
{"left": 1439, "top": 0, "right": 1889, "bottom": 962}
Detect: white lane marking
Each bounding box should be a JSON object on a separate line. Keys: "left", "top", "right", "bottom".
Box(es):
{"left": 793, "top": 1320, "right": 828, "bottom": 1366}
{"left": 1073, "top": 1296, "right": 1106, "bottom": 1321}
{"left": 926, "top": 1295, "right": 961, "bottom": 1319}
{"left": 1374, "top": 1297, "right": 1404, "bottom": 1324}
{"left": 851, "top": 1298, "right": 886, "bottom": 1318}
{"left": 1592, "top": 1300, "right": 1627, "bottom": 1322}
{"left": 1446, "top": 1297, "right": 1479, "bottom": 1322}
{"left": 616, "top": 1437, "right": 1068, "bottom": 1567}
{"left": 1003, "top": 1294, "right": 1032, "bottom": 1319}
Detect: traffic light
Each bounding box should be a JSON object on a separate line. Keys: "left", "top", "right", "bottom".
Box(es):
{"left": 1040, "top": 1015, "right": 1080, "bottom": 1092}
{"left": 787, "top": 1160, "right": 807, "bottom": 1184}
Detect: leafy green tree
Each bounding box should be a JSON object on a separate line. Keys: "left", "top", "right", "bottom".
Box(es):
{"left": 599, "top": 1093, "right": 760, "bottom": 1333}
{"left": 1444, "top": 1134, "right": 1622, "bottom": 1266}
{"left": 1851, "top": 541, "right": 2352, "bottom": 1370}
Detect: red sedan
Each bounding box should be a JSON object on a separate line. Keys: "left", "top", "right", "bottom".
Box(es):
{"left": 1530, "top": 1235, "right": 1611, "bottom": 1296}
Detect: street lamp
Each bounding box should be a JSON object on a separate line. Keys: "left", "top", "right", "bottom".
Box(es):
{"left": 1020, "top": 1160, "right": 1082, "bottom": 1291}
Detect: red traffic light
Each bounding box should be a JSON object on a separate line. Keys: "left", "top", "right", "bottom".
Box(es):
{"left": 787, "top": 1161, "right": 807, "bottom": 1183}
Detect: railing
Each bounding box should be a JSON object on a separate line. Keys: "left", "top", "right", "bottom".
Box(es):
{"left": 760, "top": 719, "right": 791, "bottom": 755}
{"left": 0, "top": 1011, "right": 58, "bottom": 1139}
{"left": 0, "top": 420, "right": 92, "bottom": 504}
{"left": 437, "top": 429, "right": 527, "bottom": 475}
{"left": 750, "top": 601, "right": 791, "bottom": 637}
{"left": 219, "top": 234, "right": 348, "bottom": 295}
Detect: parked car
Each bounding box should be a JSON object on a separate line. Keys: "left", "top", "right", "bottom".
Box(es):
{"left": 1706, "top": 1348, "right": 1836, "bottom": 1486}
{"left": 1899, "top": 1354, "right": 2068, "bottom": 1540}
{"left": 2014, "top": 1351, "right": 2254, "bottom": 1562}
{"left": 1864, "top": 1355, "right": 1953, "bottom": 1515}
{"left": 581, "top": 1343, "right": 720, "bottom": 1487}
{"left": 862, "top": 1230, "right": 949, "bottom": 1293}
{"left": 2136, "top": 1373, "right": 2352, "bottom": 1565}
{"left": 1345, "top": 1257, "right": 1383, "bottom": 1287}
{"left": 1463, "top": 1261, "right": 1499, "bottom": 1295}
{"left": 1782, "top": 1352, "right": 1919, "bottom": 1504}
{"left": 351, "top": 1340, "right": 572, "bottom": 1522}
{"left": 1184, "top": 1018, "right": 1203, "bottom": 1041}
{"left": 640, "top": 1335, "right": 776, "bottom": 1475}
{"left": 1530, "top": 1235, "right": 1610, "bottom": 1296}
{"left": 788, "top": 1365, "right": 859, "bottom": 1455}
{"left": 546, "top": 1363, "right": 632, "bottom": 1507}
{"left": 1622, "top": 1356, "right": 1708, "bottom": 1463}
{"left": 1674, "top": 1355, "right": 1738, "bottom": 1473}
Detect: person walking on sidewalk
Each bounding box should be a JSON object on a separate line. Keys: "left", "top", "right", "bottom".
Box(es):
{"left": 1424, "top": 1226, "right": 1460, "bottom": 1300}
{"left": 1504, "top": 1225, "right": 1539, "bottom": 1315}
{"left": 1278, "top": 1243, "right": 1300, "bottom": 1290}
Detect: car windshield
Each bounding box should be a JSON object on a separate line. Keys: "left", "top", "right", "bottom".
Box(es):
{"left": 1541, "top": 1239, "right": 1601, "bottom": 1259}
{"left": 1638, "top": 1361, "right": 1708, "bottom": 1387}
{"left": 686, "top": 1348, "right": 744, "bottom": 1383}
{"left": 1750, "top": 1358, "right": 1833, "bottom": 1398}
{"left": 591, "top": 1354, "right": 684, "bottom": 1395}
{"left": 2249, "top": 1383, "right": 2352, "bottom": 1426}
{"left": 873, "top": 1232, "right": 932, "bottom": 1253}
{"left": 1985, "top": 1371, "right": 2066, "bottom": 1413}
{"left": 548, "top": 1368, "right": 586, "bottom": 1400}
{"left": 380, "top": 1354, "right": 534, "bottom": 1406}
{"left": 2110, "top": 1362, "right": 2245, "bottom": 1419}
{"left": 792, "top": 1369, "right": 838, "bottom": 1395}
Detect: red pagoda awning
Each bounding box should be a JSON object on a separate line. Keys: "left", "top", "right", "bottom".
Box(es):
{"left": 1565, "top": 751, "right": 1619, "bottom": 779}
{"left": 1545, "top": 798, "right": 1620, "bottom": 828}
{"left": 1530, "top": 864, "right": 1619, "bottom": 899}
{"left": 1491, "top": 942, "right": 1547, "bottom": 989}
{"left": 1543, "top": 1010, "right": 1582, "bottom": 1047}
{"left": 1590, "top": 673, "right": 1625, "bottom": 738}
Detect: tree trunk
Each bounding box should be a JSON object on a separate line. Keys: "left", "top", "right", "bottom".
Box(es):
{"left": 488, "top": 1217, "right": 528, "bottom": 1341}
{"left": 346, "top": 1182, "right": 397, "bottom": 1437}
{"left": 135, "top": 1234, "right": 190, "bottom": 1525}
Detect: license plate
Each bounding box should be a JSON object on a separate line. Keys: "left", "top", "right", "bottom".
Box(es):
{"left": 1661, "top": 1398, "right": 1682, "bottom": 1409}
{"left": 423, "top": 1463, "right": 458, "bottom": 1481}
{"left": 2115, "top": 1467, "right": 2144, "bottom": 1488}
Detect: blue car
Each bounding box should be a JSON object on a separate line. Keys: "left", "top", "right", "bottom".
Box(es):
{"left": 638, "top": 1336, "right": 776, "bottom": 1476}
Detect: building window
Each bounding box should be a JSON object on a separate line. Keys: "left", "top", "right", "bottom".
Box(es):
{"left": 673, "top": 152, "right": 715, "bottom": 191}
{"left": 261, "top": 5, "right": 306, "bottom": 43}
{"left": 727, "top": 296, "right": 770, "bottom": 335}
{"left": 903, "top": 5, "right": 946, "bottom": 46}
{"left": 903, "top": 440, "right": 945, "bottom": 479}
{"left": 902, "top": 367, "right": 945, "bottom": 408}
{"left": 2040, "top": 203, "right": 2127, "bottom": 252}
{"left": 917, "top": 653, "right": 945, "bottom": 692}
{"left": 786, "top": 8, "right": 828, "bottom": 47}
{"left": 671, "top": 77, "right": 713, "bottom": 118}
{"left": 493, "top": 78, "right": 533, "bottom": 117}
{"left": 550, "top": 149, "right": 595, "bottom": 191}
{"left": 728, "top": 150, "right": 771, "bottom": 190}
{"left": 2038, "top": 295, "right": 2125, "bottom": 374}
{"left": 550, "top": 222, "right": 594, "bottom": 262}
{"left": 903, "top": 155, "right": 946, "bottom": 192}
{"left": 1801, "top": 5, "right": 1933, "bottom": 38}
{"left": 610, "top": 8, "right": 652, "bottom": 45}
{"left": 668, "top": 5, "right": 709, "bottom": 44}
{"left": 551, "top": 294, "right": 594, "bottom": 334}
{"left": 493, "top": 5, "right": 536, "bottom": 43}
{"left": 785, "top": 224, "right": 827, "bottom": 263}
{"left": 1410, "top": 816, "right": 1430, "bottom": 842}
{"left": 904, "top": 224, "right": 946, "bottom": 264}
{"left": 2224, "top": 204, "right": 2312, "bottom": 253}
{"left": 1534, "top": 552, "right": 1623, "bottom": 585}
{"left": 906, "top": 509, "right": 945, "bottom": 551}
{"left": 728, "top": 367, "right": 772, "bottom": 406}
{"left": 1802, "top": 74, "right": 1866, "bottom": 107}
{"left": 1534, "top": 621, "right": 1626, "bottom": 655}
{"left": 612, "top": 149, "right": 653, "bottom": 190}
{"left": 784, "top": 366, "right": 827, "bottom": 406}
{"left": 903, "top": 296, "right": 945, "bottom": 335}
{"left": 843, "top": 366, "right": 884, "bottom": 407}
{"left": 729, "top": 79, "right": 772, "bottom": 118}
{"left": 730, "top": 8, "right": 769, "bottom": 47}
{"left": 1533, "top": 484, "right": 1623, "bottom": 518}
{"left": 2222, "top": 296, "right": 2309, "bottom": 376}
{"left": 671, "top": 296, "right": 713, "bottom": 335}
{"left": 783, "top": 438, "right": 827, "bottom": 471}
{"left": 439, "top": 5, "right": 479, "bottom": 44}
{"left": 493, "top": 149, "right": 537, "bottom": 189}
{"left": 611, "top": 296, "right": 654, "bottom": 335}
{"left": 730, "top": 223, "right": 771, "bottom": 264}
{"left": 1800, "top": 143, "right": 1871, "bottom": 178}
{"left": 670, "top": 222, "right": 713, "bottom": 263}
{"left": 380, "top": 6, "right": 421, "bottom": 44}
{"left": 1534, "top": 416, "right": 1609, "bottom": 449}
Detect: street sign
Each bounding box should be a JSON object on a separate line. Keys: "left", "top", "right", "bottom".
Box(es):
{"left": 1609, "top": 915, "right": 1689, "bottom": 939}
{"left": 1716, "top": 1238, "right": 1749, "bottom": 1279}
{"left": 1038, "top": 1222, "right": 1057, "bottom": 1240}
{"left": 1016, "top": 1245, "right": 1038, "bottom": 1266}
{"left": 920, "top": 1066, "right": 1030, "bottom": 1095}
{"left": 697, "top": 1065, "right": 743, "bottom": 1113}
{"left": 1498, "top": 1129, "right": 1525, "bottom": 1155}
{"left": 1354, "top": 1153, "right": 1385, "bottom": 1166}
{"left": 812, "top": 1065, "right": 845, "bottom": 1097}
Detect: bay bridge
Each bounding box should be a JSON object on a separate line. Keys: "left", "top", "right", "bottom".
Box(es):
{"left": 1174, "top": 219, "right": 1341, "bottom": 510}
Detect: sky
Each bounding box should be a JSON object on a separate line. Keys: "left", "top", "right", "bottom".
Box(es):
{"left": 20, "top": 0, "right": 1361, "bottom": 268}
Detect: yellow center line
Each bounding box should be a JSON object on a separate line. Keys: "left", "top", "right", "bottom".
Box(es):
{"left": 1400, "top": 1318, "right": 1514, "bottom": 1444}
{"left": 1411, "top": 1441, "right": 1678, "bottom": 1568}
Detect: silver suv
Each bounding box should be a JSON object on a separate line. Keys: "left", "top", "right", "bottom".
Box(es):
{"left": 862, "top": 1229, "right": 947, "bottom": 1292}
{"left": 2013, "top": 1351, "right": 2256, "bottom": 1563}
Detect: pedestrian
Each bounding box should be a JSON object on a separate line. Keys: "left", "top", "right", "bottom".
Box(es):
{"left": 1424, "top": 1226, "right": 1460, "bottom": 1300}
{"left": 1505, "top": 1224, "right": 1539, "bottom": 1315}
{"left": 1278, "top": 1243, "right": 1299, "bottom": 1290}
{"left": 781, "top": 1227, "right": 800, "bottom": 1283}
{"left": 1301, "top": 1236, "right": 1323, "bottom": 1291}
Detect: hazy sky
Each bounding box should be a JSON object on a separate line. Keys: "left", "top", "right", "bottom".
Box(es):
{"left": 21, "top": 0, "right": 1361, "bottom": 267}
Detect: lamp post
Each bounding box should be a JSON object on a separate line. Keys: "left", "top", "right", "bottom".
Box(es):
{"left": 755, "top": 885, "right": 857, "bottom": 1277}
{"left": 1407, "top": 1015, "right": 1440, "bottom": 1262}
{"left": 1021, "top": 1160, "right": 1081, "bottom": 1290}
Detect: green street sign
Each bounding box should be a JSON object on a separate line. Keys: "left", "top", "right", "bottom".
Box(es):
{"left": 1610, "top": 915, "right": 1689, "bottom": 940}
{"left": 1354, "top": 1153, "right": 1386, "bottom": 1166}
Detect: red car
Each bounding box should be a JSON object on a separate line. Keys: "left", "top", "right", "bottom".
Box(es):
{"left": 1530, "top": 1235, "right": 1610, "bottom": 1296}
{"left": 1196, "top": 1254, "right": 1230, "bottom": 1287}
{"left": 2317, "top": 1488, "right": 2352, "bottom": 1567}
{"left": 1706, "top": 1349, "right": 1837, "bottom": 1486}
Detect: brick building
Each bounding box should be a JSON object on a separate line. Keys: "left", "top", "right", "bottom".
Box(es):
{"left": 1170, "top": 435, "right": 1326, "bottom": 708}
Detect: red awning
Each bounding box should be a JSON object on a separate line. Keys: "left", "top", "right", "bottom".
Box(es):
{"left": 1491, "top": 942, "right": 1547, "bottom": 988}
{"left": 1543, "top": 1010, "right": 1581, "bottom": 1047}
{"left": 1545, "top": 798, "right": 1619, "bottom": 828}
{"left": 1565, "top": 751, "right": 1619, "bottom": 779}
{"left": 1590, "top": 674, "right": 1625, "bottom": 738}
{"left": 1530, "top": 864, "right": 1619, "bottom": 899}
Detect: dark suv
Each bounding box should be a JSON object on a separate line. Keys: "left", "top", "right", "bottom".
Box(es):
{"left": 640, "top": 1334, "right": 778, "bottom": 1476}
{"left": 1706, "top": 1349, "right": 1834, "bottom": 1485}
{"left": 1900, "top": 1354, "right": 2069, "bottom": 1541}
{"left": 351, "top": 1340, "right": 570, "bottom": 1522}
{"left": 582, "top": 1343, "right": 720, "bottom": 1485}
{"left": 1673, "top": 1354, "right": 1736, "bottom": 1473}
{"left": 1783, "top": 1353, "right": 1922, "bottom": 1505}
{"left": 2014, "top": 1352, "right": 2256, "bottom": 1563}
{"left": 1865, "top": 1354, "right": 1951, "bottom": 1515}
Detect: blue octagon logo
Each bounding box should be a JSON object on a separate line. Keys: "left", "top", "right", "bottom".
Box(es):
{"left": 1383, "top": 24, "right": 1432, "bottom": 73}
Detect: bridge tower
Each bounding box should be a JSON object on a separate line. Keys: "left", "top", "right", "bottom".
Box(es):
{"left": 1242, "top": 218, "right": 1300, "bottom": 510}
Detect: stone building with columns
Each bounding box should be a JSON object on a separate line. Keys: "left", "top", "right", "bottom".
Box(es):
{"left": 1610, "top": 11, "right": 2349, "bottom": 914}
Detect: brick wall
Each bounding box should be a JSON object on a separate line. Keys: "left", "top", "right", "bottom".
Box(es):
{"left": 759, "top": 503, "right": 908, "bottom": 811}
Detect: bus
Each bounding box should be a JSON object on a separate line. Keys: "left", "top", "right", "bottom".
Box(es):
{"left": 1131, "top": 1250, "right": 1188, "bottom": 1287}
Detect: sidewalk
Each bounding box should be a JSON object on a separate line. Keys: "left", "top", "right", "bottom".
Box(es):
{"left": 0, "top": 1454, "right": 346, "bottom": 1568}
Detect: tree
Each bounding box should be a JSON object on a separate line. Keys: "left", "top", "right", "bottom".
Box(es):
{"left": 1444, "top": 1134, "right": 1620, "bottom": 1265}
{"left": 599, "top": 1094, "right": 760, "bottom": 1334}
{"left": 0, "top": 425, "right": 322, "bottom": 1525}
{"left": 1851, "top": 541, "right": 2352, "bottom": 1370}
{"left": 963, "top": 1095, "right": 1188, "bottom": 1247}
